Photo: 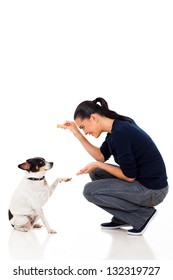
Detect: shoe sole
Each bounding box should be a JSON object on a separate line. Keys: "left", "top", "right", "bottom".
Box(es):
{"left": 101, "top": 224, "right": 130, "bottom": 230}
{"left": 127, "top": 210, "right": 158, "bottom": 236}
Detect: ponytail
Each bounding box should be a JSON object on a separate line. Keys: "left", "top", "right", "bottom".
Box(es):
{"left": 74, "top": 97, "right": 127, "bottom": 121}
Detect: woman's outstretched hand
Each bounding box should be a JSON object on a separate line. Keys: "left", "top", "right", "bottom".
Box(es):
{"left": 76, "top": 162, "right": 99, "bottom": 175}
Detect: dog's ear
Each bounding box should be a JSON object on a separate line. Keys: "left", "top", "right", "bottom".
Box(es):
{"left": 18, "top": 162, "right": 31, "bottom": 171}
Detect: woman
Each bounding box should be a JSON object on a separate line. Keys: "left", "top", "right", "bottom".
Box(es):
{"left": 59, "top": 97, "right": 168, "bottom": 235}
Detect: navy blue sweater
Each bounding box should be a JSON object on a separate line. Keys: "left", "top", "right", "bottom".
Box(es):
{"left": 100, "top": 118, "right": 168, "bottom": 190}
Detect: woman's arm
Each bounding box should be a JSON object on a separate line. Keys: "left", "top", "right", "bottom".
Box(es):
{"left": 57, "top": 121, "right": 105, "bottom": 162}
{"left": 77, "top": 161, "right": 136, "bottom": 183}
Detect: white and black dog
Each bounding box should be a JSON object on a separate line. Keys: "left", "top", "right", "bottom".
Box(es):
{"left": 8, "top": 157, "right": 71, "bottom": 234}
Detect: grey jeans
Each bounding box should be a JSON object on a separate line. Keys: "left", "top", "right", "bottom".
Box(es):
{"left": 83, "top": 167, "right": 168, "bottom": 229}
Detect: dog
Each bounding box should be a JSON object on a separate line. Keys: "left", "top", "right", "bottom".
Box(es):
{"left": 8, "top": 157, "right": 71, "bottom": 234}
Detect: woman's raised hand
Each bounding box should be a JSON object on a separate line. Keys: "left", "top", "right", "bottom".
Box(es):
{"left": 57, "top": 121, "right": 81, "bottom": 137}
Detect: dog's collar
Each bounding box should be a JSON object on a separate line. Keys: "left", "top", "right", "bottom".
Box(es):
{"left": 27, "top": 176, "right": 45, "bottom": 181}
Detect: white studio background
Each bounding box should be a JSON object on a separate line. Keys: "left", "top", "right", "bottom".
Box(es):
{"left": 0, "top": 0, "right": 173, "bottom": 273}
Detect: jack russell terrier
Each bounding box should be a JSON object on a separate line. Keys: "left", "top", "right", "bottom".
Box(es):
{"left": 8, "top": 157, "right": 71, "bottom": 234}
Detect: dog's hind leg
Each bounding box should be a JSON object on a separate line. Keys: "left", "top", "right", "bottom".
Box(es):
{"left": 33, "top": 224, "right": 43, "bottom": 229}
{"left": 12, "top": 216, "right": 33, "bottom": 232}
{"left": 14, "top": 226, "right": 29, "bottom": 232}
{"left": 32, "top": 215, "right": 43, "bottom": 229}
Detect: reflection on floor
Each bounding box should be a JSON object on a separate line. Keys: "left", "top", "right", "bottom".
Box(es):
{"left": 1, "top": 176, "right": 173, "bottom": 261}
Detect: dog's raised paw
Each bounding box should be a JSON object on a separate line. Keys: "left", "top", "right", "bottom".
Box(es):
{"left": 63, "top": 178, "right": 72, "bottom": 182}
{"left": 57, "top": 178, "right": 72, "bottom": 183}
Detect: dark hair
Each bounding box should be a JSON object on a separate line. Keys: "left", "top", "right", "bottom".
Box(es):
{"left": 74, "top": 97, "right": 126, "bottom": 121}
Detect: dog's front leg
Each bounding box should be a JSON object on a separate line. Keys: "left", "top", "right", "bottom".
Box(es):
{"left": 36, "top": 208, "right": 56, "bottom": 234}
{"left": 49, "top": 178, "right": 60, "bottom": 196}
{"left": 49, "top": 177, "right": 71, "bottom": 196}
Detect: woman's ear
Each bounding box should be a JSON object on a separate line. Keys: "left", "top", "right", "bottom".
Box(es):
{"left": 90, "top": 113, "right": 98, "bottom": 122}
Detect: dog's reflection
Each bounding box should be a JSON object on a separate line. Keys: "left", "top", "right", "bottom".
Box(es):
{"left": 9, "top": 229, "right": 51, "bottom": 260}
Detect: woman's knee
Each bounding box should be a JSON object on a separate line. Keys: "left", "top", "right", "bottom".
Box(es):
{"left": 83, "top": 182, "right": 100, "bottom": 203}
{"left": 83, "top": 182, "right": 92, "bottom": 200}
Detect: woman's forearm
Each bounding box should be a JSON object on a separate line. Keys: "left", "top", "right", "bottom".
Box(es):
{"left": 77, "top": 161, "right": 136, "bottom": 182}
{"left": 75, "top": 133, "right": 104, "bottom": 162}
{"left": 98, "top": 162, "right": 135, "bottom": 182}
{"left": 58, "top": 121, "right": 105, "bottom": 162}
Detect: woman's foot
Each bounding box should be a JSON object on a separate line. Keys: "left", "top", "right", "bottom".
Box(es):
{"left": 127, "top": 209, "right": 157, "bottom": 236}
{"left": 101, "top": 216, "right": 130, "bottom": 229}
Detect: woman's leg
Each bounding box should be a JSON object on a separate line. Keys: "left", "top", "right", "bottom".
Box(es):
{"left": 84, "top": 169, "right": 168, "bottom": 230}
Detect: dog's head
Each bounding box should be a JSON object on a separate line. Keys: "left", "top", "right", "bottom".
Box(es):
{"left": 18, "top": 157, "right": 53, "bottom": 173}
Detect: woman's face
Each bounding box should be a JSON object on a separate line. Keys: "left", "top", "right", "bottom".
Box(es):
{"left": 75, "top": 114, "right": 102, "bottom": 138}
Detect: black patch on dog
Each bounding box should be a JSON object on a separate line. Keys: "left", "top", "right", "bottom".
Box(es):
{"left": 27, "top": 157, "right": 46, "bottom": 172}
{"left": 18, "top": 157, "right": 53, "bottom": 172}
{"left": 8, "top": 210, "right": 14, "bottom": 227}
{"left": 8, "top": 209, "right": 13, "bottom": 220}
